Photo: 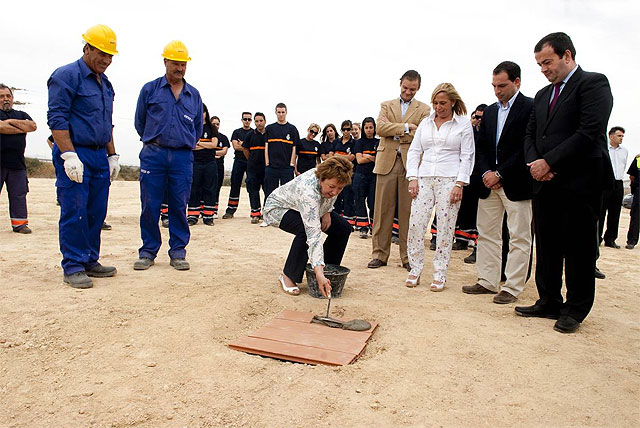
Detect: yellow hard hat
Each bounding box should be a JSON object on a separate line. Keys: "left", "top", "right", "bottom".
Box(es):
{"left": 162, "top": 40, "right": 191, "bottom": 62}
{"left": 82, "top": 24, "right": 118, "bottom": 55}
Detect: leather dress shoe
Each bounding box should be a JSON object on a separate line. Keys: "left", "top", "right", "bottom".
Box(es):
{"left": 493, "top": 290, "right": 517, "bottom": 304}
{"left": 594, "top": 267, "right": 605, "bottom": 279}
{"left": 604, "top": 241, "right": 620, "bottom": 249}
{"left": 462, "top": 283, "right": 496, "bottom": 294}
{"left": 553, "top": 315, "right": 581, "bottom": 333}
{"left": 514, "top": 304, "right": 560, "bottom": 319}
{"left": 367, "top": 258, "right": 387, "bottom": 269}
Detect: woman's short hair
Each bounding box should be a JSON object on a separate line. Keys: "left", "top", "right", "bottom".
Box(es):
{"left": 315, "top": 155, "right": 353, "bottom": 185}
{"left": 431, "top": 83, "right": 467, "bottom": 116}
{"left": 307, "top": 123, "right": 320, "bottom": 133}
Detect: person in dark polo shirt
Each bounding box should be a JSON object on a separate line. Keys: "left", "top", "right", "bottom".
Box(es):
{"left": 332, "top": 119, "right": 357, "bottom": 228}
{"left": 242, "top": 112, "right": 267, "bottom": 224}
{"left": 264, "top": 102, "right": 299, "bottom": 198}
{"left": 187, "top": 103, "right": 219, "bottom": 226}
{"left": 353, "top": 117, "right": 379, "bottom": 239}
{"left": 0, "top": 83, "right": 37, "bottom": 234}
{"left": 223, "top": 112, "right": 253, "bottom": 219}
{"left": 295, "top": 123, "right": 321, "bottom": 175}
{"left": 211, "top": 115, "right": 230, "bottom": 218}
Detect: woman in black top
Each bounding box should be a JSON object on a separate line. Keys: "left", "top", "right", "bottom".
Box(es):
{"left": 353, "top": 117, "right": 379, "bottom": 238}
{"left": 295, "top": 123, "right": 321, "bottom": 175}
{"left": 332, "top": 120, "right": 357, "bottom": 229}
{"left": 320, "top": 123, "right": 338, "bottom": 161}
{"left": 187, "top": 103, "right": 219, "bottom": 226}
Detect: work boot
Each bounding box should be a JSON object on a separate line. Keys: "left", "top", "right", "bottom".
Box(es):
{"left": 251, "top": 217, "right": 260, "bottom": 224}
{"left": 452, "top": 240, "right": 468, "bottom": 250}
{"left": 161, "top": 219, "right": 169, "bottom": 228}
{"left": 203, "top": 219, "right": 214, "bottom": 226}
{"left": 101, "top": 222, "right": 112, "bottom": 230}
{"left": 222, "top": 212, "right": 234, "bottom": 219}
{"left": 64, "top": 272, "right": 93, "bottom": 289}
{"left": 170, "top": 258, "right": 190, "bottom": 270}
{"left": 187, "top": 218, "right": 197, "bottom": 226}
{"left": 13, "top": 226, "right": 32, "bottom": 234}
{"left": 133, "top": 257, "right": 154, "bottom": 270}
{"left": 86, "top": 264, "right": 117, "bottom": 277}
{"left": 391, "top": 235, "right": 400, "bottom": 245}
{"left": 464, "top": 247, "right": 477, "bottom": 264}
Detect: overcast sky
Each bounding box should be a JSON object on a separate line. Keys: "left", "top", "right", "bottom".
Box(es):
{"left": 3, "top": 0, "right": 639, "bottom": 171}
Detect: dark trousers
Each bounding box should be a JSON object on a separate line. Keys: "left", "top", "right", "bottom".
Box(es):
{"left": 0, "top": 167, "right": 29, "bottom": 230}
{"left": 455, "top": 175, "right": 481, "bottom": 244}
{"left": 188, "top": 160, "right": 218, "bottom": 221}
{"left": 226, "top": 158, "right": 247, "bottom": 214}
{"left": 599, "top": 179, "right": 624, "bottom": 243}
{"left": 264, "top": 165, "right": 294, "bottom": 198}
{"left": 628, "top": 185, "right": 639, "bottom": 246}
{"left": 333, "top": 184, "right": 356, "bottom": 226}
{"left": 52, "top": 145, "right": 110, "bottom": 275}
{"left": 279, "top": 210, "right": 351, "bottom": 283}
{"left": 138, "top": 144, "right": 193, "bottom": 260}
{"left": 532, "top": 189, "right": 600, "bottom": 322}
{"left": 213, "top": 159, "right": 225, "bottom": 212}
{"left": 353, "top": 173, "right": 376, "bottom": 230}
{"left": 246, "top": 168, "right": 265, "bottom": 217}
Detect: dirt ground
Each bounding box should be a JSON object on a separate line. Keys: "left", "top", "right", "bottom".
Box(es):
{"left": 1, "top": 178, "right": 638, "bottom": 428}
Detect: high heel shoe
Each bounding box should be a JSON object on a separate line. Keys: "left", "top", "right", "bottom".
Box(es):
{"left": 405, "top": 275, "right": 420, "bottom": 288}
{"left": 279, "top": 273, "right": 300, "bottom": 296}
{"left": 430, "top": 281, "right": 445, "bottom": 292}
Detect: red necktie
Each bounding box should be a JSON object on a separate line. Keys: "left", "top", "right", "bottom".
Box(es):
{"left": 548, "top": 82, "right": 562, "bottom": 113}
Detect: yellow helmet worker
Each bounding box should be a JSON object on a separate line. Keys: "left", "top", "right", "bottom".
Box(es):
{"left": 162, "top": 40, "right": 191, "bottom": 62}
{"left": 82, "top": 24, "right": 118, "bottom": 55}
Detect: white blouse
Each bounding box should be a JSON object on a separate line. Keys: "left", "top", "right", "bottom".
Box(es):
{"left": 263, "top": 169, "right": 337, "bottom": 268}
{"left": 406, "top": 112, "right": 475, "bottom": 184}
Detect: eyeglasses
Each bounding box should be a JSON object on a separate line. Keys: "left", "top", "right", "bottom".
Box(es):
{"left": 473, "top": 115, "right": 483, "bottom": 120}
{"left": 242, "top": 118, "right": 252, "bottom": 121}
{"left": 342, "top": 128, "right": 351, "bottom": 132}
{"left": 309, "top": 130, "right": 318, "bottom": 136}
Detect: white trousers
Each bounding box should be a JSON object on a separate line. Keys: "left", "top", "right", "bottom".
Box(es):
{"left": 476, "top": 188, "right": 532, "bottom": 296}
{"left": 407, "top": 177, "right": 460, "bottom": 283}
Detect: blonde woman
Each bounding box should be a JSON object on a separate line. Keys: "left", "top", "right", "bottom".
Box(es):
{"left": 405, "top": 83, "right": 475, "bottom": 291}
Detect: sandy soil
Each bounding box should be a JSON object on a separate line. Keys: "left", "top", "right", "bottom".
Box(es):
{"left": 1, "top": 178, "right": 639, "bottom": 428}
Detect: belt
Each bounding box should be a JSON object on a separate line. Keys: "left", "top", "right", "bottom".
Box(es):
{"left": 77, "top": 144, "right": 104, "bottom": 150}
{"left": 144, "top": 140, "right": 191, "bottom": 150}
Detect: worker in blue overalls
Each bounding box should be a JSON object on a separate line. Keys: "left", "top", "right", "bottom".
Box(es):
{"left": 47, "top": 24, "right": 121, "bottom": 289}
{"left": 133, "top": 40, "right": 203, "bottom": 271}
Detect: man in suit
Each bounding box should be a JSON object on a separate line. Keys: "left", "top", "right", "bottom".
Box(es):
{"left": 462, "top": 61, "right": 534, "bottom": 304}
{"left": 517, "top": 32, "right": 614, "bottom": 333}
{"left": 368, "top": 70, "right": 430, "bottom": 270}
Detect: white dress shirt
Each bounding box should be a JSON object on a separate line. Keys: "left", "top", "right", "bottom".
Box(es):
{"left": 406, "top": 112, "right": 475, "bottom": 184}
{"left": 608, "top": 144, "right": 629, "bottom": 181}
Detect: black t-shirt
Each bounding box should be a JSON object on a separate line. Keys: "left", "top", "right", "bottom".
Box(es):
{"left": 193, "top": 123, "right": 218, "bottom": 163}
{"left": 231, "top": 127, "right": 253, "bottom": 160}
{"left": 629, "top": 157, "right": 640, "bottom": 192}
{"left": 353, "top": 137, "right": 379, "bottom": 175}
{"left": 243, "top": 129, "right": 267, "bottom": 171}
{"left": 319, "top": 140, "right": 334, "bottom": 157}
{"left": 332, "top": 137, "right": 356, "bottom": 166}
{"left": 0, "top": 109, "right": 32, "bottom": 170}
{"left": 296, "top": 138, "right": 320, "bottom": 174}
{"left": 214, "top": 132, "right": 230, "bottom": 165}
{"left": 265, "top": 122, "right": 299, "bottom": 168}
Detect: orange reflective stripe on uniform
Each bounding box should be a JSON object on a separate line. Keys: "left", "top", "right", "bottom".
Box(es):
{"left": 11, "top": 219, "right": 28, "bottom": 226}
{"left": 298, "top": 151, "right": 317, "bottom": 155}
{"left": 267, "top": 139, "right": 294, "bottom": 145}
{"left": 250, "top": 146, "right": 265, "bottom": 150}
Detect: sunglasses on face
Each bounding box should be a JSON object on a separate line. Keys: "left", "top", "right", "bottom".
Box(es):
{"left": 342, "top": 127, "right": 351, "bottom": 132}
{"left": 309, "top": 130, "right": 319, "bottom": 136}
{"left": 242, "top": 118, "right": 252, "bottom": 121}
{"left": 474, "top": 115, "right": 482, "bottom": 120}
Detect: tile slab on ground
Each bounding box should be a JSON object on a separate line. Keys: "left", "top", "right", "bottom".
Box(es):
{"left": 229, "top": 310, "right": 378, "bottom": 365}
{"left": 0, "top": 178, "right": 639, "bottom": 428}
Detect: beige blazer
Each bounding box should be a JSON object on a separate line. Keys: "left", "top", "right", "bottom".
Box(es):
{"left": 373, "top": 98, "right": 431, "bottom": 175}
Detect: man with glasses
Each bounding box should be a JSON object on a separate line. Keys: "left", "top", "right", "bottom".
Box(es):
{"left": 222, "top": 112, "right": 253, "bottom": 219}
{"left": 264, "top": 103, "right": 299, "bottom": 198}
{"left": 368, "top": 70, "right": 430, "bottom": 271}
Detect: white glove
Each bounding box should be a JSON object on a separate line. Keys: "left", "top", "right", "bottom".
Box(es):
{"left": 108, "top": 154, "right": 120, "bottom": 182}
{"left": 60, "top": 151, "right": 84, "bottom": 183}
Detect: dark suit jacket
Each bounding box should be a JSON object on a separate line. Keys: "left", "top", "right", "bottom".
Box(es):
{"left": 524, "top": 67, "right": 614, "bottom": 195}
{"left": 475, "top": 92, "right": 534, "bottom": 201}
